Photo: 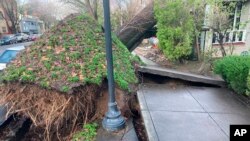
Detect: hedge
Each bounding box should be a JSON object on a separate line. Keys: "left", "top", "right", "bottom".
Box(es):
{"left": 154, "top": 0, "right": 193, "bottom": 61}
{"left": 214, "top": 56, "right": 250, "bottom": 95}
{"left": 247, "top": 70, "right": 250, "bottom": 96}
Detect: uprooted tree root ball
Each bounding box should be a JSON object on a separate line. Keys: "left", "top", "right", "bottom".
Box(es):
{"left": 0, "top": 83, "right": 100, "bottom": 140}
{"left": 0, "top": 14, "right": 140, "bottom": 140}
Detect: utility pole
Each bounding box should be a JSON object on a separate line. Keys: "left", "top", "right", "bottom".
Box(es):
{"left": 102, "top": 0, "right": 126, "bottom": 131}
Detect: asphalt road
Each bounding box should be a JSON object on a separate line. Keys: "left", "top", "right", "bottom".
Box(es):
{"left": 0, "top": 42, "right": 33, "bottom": 55}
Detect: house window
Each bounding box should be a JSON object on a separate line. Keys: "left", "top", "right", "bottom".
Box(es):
{"left": 227, "top": 2, "right": 242, "bottom": 30}
{"left": 233, "top": 3, "right": 242, "bottom": 30}
{"left": 212, "top": 33, "right": 217, "bottom": 43}
{"left": 225, "top": 32, "right": 230, "bottom": 42}
{"left": 2, "top": 27, "right": 7, "bottom": 33}
{"left": 213, "top": 2, "right": 245, "bottom": 44}
{"left": 0, "top": 11, "right": 4, "bottom": 20}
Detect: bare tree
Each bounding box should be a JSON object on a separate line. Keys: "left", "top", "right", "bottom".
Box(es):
{"left": 190, "top": 1, "right": 207, "bottom": 61}
{"left": 59, "top": 0, "right": 155, "bottom": 51}
{"left": 0, "top": 0, "right": 19, "bottom": 33}
{"left": 25, "top": 0, "right": 59, "bottom": 29}
{"left": 207, "top": 1, "right": 243, "bottom": 57}
{"left": 60, "top": 0, "right": 99, "bottom": 21}
{"left": 112, "top": 0, "right": 151, "bottom": 31}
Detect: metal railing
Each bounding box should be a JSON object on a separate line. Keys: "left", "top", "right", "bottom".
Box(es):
{"left": 212, "top": 30, "right": 246, "bottom": 44}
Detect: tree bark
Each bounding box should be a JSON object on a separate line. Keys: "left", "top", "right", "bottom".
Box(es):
{"left": 196, "top": 36, "right": 200, "bottom": 60}
{"left": 219, "top": 42, "right": 227, "bottom": 57}
{"left": 116, "top": 3, "right": 157, "bottom": 51}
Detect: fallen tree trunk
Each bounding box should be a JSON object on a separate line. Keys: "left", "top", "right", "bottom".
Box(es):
{"left": 116, "top": 3, "right": 157, "bottom": 51}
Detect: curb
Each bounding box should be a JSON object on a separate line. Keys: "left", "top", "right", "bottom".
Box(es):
{"left": 137, "top": 88, "right": 159, "bottom": 141}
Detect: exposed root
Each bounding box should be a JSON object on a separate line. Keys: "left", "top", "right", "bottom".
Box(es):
{"left": 0, "top": 83, "right": 101, "bottom": 141}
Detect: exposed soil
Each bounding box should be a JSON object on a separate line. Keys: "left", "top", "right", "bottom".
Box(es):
{"left": 0, "top": 82, "right": 133, "bottom": 140}
{"left": 0, "top": 14, "right": 140, "bottom": 141}
{"left": 134, "top": 46, "right": 219, "bottom": 78}
{"left": 135, "top": 47, "right": 171, "bottom": 67}
{"left": 129, "top": 95, "right": 148, "bottom": 141}
{"left": 91, "top": 84, "right": 133, "bottom": 121}
{"left": 133, "top": 116, "right": 148, "bottom": 141}
{"left": 0, "top": 83, "right": 100, "bottom": 140}
{"left": 0, "top": 115, "right": 31, "bottom": 141}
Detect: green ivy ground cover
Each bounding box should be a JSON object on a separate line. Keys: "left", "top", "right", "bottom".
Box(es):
{"left": 0, "top": 15, "right": 140, "bottom": 92}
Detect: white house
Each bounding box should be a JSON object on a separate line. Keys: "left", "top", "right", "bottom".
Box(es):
{"left": 204, "top": 0, "right": 250, "bottom": 56}
{"left": 19, "top": 15, "right": 45, "bottom": 34}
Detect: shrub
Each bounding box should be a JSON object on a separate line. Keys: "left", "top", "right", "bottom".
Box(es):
{"left": 214, "top": 56, "right": 250, "bottom": 95}
{"left": 247, "top": 71, "right": 250, "bottom": 96}
{"left": 154, "top": 0, "right": 194, "bottom": 61}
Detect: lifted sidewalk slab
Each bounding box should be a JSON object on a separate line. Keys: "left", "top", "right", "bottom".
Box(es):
{"left": 138, "top": 65, "right": 226, "bottom": 87}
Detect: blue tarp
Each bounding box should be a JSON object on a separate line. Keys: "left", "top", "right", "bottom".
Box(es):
{"left": 0, "top": 50, "right": 18, "bottom": 63}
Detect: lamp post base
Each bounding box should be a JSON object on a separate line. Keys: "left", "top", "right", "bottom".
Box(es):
{"left": 102, "top": 102, "right": 126, "bottom": 131}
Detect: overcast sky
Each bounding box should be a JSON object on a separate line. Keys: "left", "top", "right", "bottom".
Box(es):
{"left": 16, "top": 0, "right": 132, "bottom": 20}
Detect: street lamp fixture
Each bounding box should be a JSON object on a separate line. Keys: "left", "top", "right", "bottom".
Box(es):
{"left": 102, "top": 0, "right": 126, "bottom": 131}
{"left": 202, "top": 25, "right": 209, "bottom": 32}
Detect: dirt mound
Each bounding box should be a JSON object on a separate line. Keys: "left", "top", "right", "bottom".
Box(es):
{"left": 1, "top": 14, "right": 139, "bottom": 92}
{"left": 0, "top": 15, "right": 139, "bottom": 140}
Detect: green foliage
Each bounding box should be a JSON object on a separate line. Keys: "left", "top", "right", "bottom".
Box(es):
{"left": 68, "top": 76, "right": 80, "bottom": 83}
{"left": 20, "top": 70, "right": 36, "bottom": 82}
{"left": 69, "top": 51, "right": 81, "bottom": 60}
{"left": 214, "top": 56, "right": 250, "bottom": 95}
{"left": 48, "top": 36, "right": 59, "bottom": 47}
{"left": 73, "top": 123, "right": 98, "bottom": 141}
{"left": 61, "top": 86, "right": 70, "bottom": 93}
{"left": 40, "top": 79, "right": 50, "bottom": 89}
{"left": 1, "top": 66, "right": 35, "bottom": 82}
{"left": 43, "top": 60, "right": 52, "bottom": 70}
{"left": 246, "top": 71, "right": 250, "bottom": 96}
{"left": 155, "top": 0, "right": 194, "bottom": 61}
{"left": 51, "top": 72, "right": 58, "bottom": 79}
{"left": 112, "top": 35, "right": 140, "bottom": 89}
{"left": 1, "top": 14, "right": 140, "bottom": 93}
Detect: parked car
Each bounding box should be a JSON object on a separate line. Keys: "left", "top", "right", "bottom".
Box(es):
{"left": 0, "top": 35, "right": 18, "bottom": 45}
{"left": 28, "top": 34, "right": 42, "bottom": 41}
{"left": 0, "top": 46, "right": 25, "bottom": 71}
{"left": 15, "top": 33, "right": 29, "bottom": 42}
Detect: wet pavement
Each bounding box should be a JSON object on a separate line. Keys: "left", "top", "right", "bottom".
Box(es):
{"left": 138, "top": 83, "right": 250, "bottom": 141}
{"left": 96, "top": 119, "right": 138, "bottom": 141}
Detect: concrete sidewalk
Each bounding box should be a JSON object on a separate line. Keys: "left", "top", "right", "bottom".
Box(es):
{"left": 138, "top": 84, "right": 250, "bottom": 141}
